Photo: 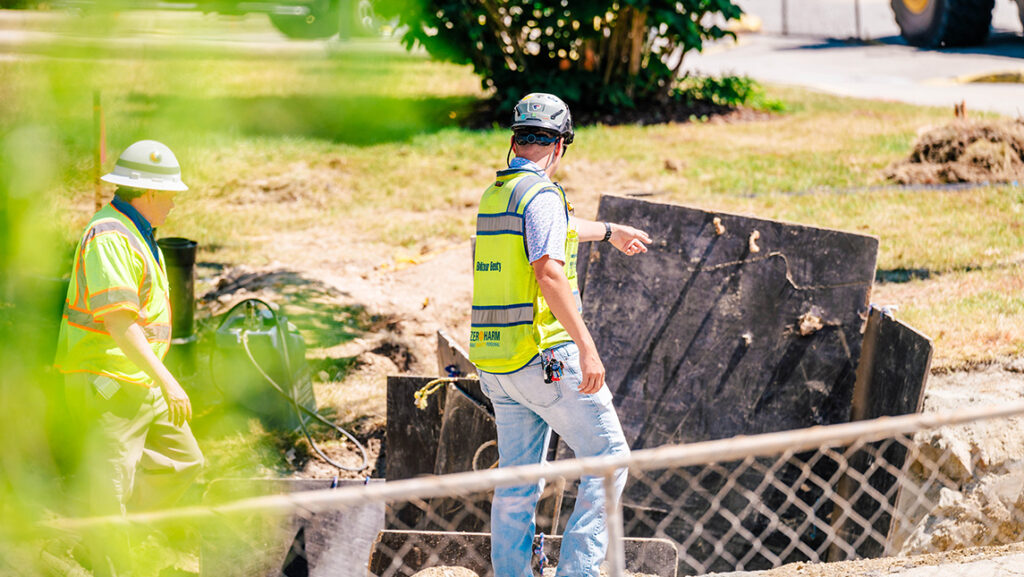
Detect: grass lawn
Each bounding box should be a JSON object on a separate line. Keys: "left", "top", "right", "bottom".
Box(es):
{"left": 2, "top": 14, "right": 1022, "bottom": 375}
{"left": 2, "top": 13, "right": 1022, "bottom": 572}
{"left": 5, "top": 25, "right": 1020, "bottom": 371}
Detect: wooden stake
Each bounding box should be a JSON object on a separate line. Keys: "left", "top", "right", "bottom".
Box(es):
{"left": 93, "top": 91, "right": 105, "bottom": 212}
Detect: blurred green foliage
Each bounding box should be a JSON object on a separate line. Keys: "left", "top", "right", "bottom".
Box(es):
{"left": 0, "top": 124, "right": 69, "bottom": 573}
{"left": 375, "top": 0, "right": 744, "bottom": 113}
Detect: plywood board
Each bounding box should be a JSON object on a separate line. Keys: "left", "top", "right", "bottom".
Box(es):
{"left": 386, "top": 376, "right": 446, "bottom": 529}
{"left": 436, "top": 329, "right": 492, "bottom": 414}
{"left": 834, "top": 307, "right": 932, "bottom": 559}
{"left": 201, "top": 478, "right": 384, "bottom": 577}
{"left": 429, "top": 383, "right": 498, "bottom": 532}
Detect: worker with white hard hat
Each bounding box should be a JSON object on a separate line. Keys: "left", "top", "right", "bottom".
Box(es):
{"left": 470, "top": 93, "right": 652, "bottom": 577}
{"left": 55, "top": 139, "right": 203, "bottom": 576}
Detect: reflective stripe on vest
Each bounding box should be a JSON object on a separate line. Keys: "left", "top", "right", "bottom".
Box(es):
{"left": 471, "top": 304, "right": 534, "bottom": 327}
{"left": 476, "top": 213, "right": 524, "bottom": 236}
{"left": 54, "top": 204, "right": 172, "bottom": 387}
{"left": 470, "top": 171, "right": 579, "bottom": 373}
{"left": 76, "top": 220, "right": 156, "bottom": 308}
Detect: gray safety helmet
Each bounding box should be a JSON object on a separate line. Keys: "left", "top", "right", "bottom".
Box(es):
{"left": 101, "top": 140, "right": 188, "bottom": 192}
{"left": 511, "top": 93, "right": 574, "bottom": 145}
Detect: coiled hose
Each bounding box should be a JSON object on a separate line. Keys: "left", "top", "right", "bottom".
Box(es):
{"left": 221, "top": 298, "right": 369, "bottom": 472}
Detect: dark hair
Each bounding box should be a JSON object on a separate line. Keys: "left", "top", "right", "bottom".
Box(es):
{"left": 114, "top": 186, "right": 146, "bottom": 202}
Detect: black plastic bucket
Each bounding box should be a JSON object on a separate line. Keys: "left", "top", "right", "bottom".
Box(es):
{"left": 157, "top": 237, "right": 197, "bottom": 339}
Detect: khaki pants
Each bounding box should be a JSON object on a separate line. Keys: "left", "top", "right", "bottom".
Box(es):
{"left": 65, "top": 374, "right": 204, "bottom": 576}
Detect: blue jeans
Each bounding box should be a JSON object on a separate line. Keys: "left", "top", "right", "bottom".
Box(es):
{"left": 478, "top": 342, "right": 630, "bottom": 577}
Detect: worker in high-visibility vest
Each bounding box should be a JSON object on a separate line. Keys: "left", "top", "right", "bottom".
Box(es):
{"left": 470, "top": 93, "right": 652, "bottom": 577}
{"left": 55, "top": 140, "right": 203, "bottom": 576}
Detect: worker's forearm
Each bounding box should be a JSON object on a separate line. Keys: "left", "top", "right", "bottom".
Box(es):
{"left": 536, "top": 268, "right": 596, "bottom": 354}
{"left": 571, "top": 217, "right": 612, "bottom": 243}
{"left": 105, "top": 318, "right": 174, "bottom": 386}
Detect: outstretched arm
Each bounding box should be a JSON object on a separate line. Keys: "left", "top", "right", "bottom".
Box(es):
{"left": 571, "top": 217, "right": 652, "bottom": 255}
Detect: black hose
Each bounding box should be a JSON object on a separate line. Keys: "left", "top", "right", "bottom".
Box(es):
{"left": 219, "top": 298, "right": 369, "bottom": 472}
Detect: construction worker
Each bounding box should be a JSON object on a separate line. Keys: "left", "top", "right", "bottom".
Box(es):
{"left": 470, "top": 93, "right": 652, "bottom": 576}
{"left": 54, "top": 140, "right": 203, "bottom": 576}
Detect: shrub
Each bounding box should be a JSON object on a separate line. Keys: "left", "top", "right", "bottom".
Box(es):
{"left": 675, "top": 74, "right": 785, "bottom": 111}
{"left": 375, "top": 0, "right": 744, "bottom": 115}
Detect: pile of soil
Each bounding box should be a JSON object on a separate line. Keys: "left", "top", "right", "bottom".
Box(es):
{"left": 885, "top": 119, "right": 1024, "bottom": 185}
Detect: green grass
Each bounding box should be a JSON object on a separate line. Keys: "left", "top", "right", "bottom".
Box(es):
{"left": 2, "top": 13, "right": 1023, "bottom": 572}
{"left": 3, "top": 13, "right": 1022, "bottom": 367}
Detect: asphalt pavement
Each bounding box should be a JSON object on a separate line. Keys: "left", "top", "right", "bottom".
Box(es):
{"left": 687, "top": 0, "right": 1024, "bottom": 116}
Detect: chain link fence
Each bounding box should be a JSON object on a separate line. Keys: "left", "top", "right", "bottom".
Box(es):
{"left": 43, "top": 400, "right": 1024, "bottom": 577}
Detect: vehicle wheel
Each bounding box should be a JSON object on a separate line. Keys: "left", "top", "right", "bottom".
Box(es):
{"left": 269, "top": 0, "right": 340, "bottom": 40}
{"left": 891, "top": 0, "right": 995, "bottom": 47}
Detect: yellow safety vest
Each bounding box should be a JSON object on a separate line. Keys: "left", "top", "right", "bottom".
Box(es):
{"left": 470, "top": 169, "right": 580, "bottom": 374}
{"left": 54, "top": 204, "right": 172, "bottom": 387}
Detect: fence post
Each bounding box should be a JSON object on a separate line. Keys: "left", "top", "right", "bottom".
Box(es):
{"left": 854, "top": 0, "right": 863, "bottom": 40}
{"left": 604, "top": 472, "right": 626, "bottom": 577}
{"left": 781, "top": 0, "right": 789, "bottom": 36}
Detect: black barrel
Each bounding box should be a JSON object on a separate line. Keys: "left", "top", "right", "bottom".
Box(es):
{"left": 157, "top": 237, "right": 197, "bottom": 339}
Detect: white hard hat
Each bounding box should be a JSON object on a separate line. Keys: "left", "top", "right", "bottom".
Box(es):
{"left": 512, "top": 93, "right": 574, "bottom": 145}
{"left": 101, "top": 140, "right": 188, "bottom": 192}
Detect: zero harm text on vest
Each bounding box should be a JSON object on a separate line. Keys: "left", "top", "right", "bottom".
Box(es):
{"left": 470, "top": 330, "right": 502, "bottom": 346}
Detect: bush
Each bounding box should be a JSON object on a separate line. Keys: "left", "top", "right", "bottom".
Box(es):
{"left": 375, "top": 0, "right": 744, "bottom": 115}
{"left": 675, "top": 74, "right": 785, "bottom": 112}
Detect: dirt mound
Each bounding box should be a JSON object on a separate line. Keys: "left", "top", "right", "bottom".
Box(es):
{"left": 885, "top": 119, "right": 1024, "bottom": 185}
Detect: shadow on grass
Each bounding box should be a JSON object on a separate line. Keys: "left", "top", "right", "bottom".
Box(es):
{"left": 308, "top": 356, "right": 360, "bottom": 383}
{"left": 876, "top": 257, "right": 1024, "bottom": 284}
{"left": 199, "top": 267, "right": 369, "bottom": 349}
{"left": 876, "top": 268, "right": 933, "bottom": 284}
{"left": 187, "top": 267, "right": 372, "bottom": 474}
{"left": 124, "top": 93, "right": 482, "bottom": 145}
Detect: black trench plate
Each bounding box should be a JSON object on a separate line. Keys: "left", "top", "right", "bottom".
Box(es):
{"left": 583, "top": 195, "right": 878, "bottom": 447}
{"left": 577, "top": 196, "right": 879, "bottom": 573}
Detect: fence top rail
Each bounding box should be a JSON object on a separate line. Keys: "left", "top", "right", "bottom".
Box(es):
{"left": 44, "top": 398, "right": 1024, "bottom": 532}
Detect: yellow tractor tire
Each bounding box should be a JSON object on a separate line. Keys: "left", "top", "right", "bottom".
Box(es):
{"left": 891, "top": 0, "right": 995, "bottom": 47}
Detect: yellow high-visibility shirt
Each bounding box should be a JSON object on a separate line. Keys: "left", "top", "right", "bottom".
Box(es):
{"left": 54, "top": 203, "right": 172, "bottom": 387}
